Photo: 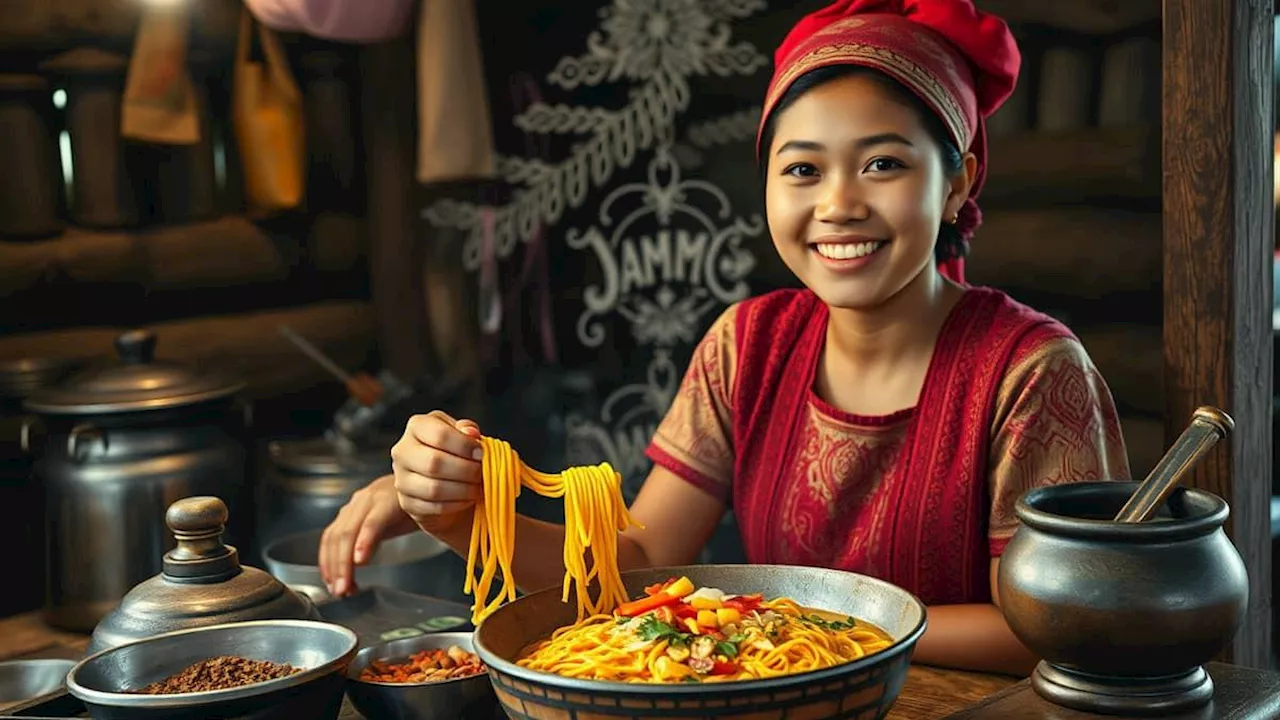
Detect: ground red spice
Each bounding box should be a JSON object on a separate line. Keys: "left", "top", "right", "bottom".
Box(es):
{"left": 130, "top": 655, "right": 301, "bottom": 694}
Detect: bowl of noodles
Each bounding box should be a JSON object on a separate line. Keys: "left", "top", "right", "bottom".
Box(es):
{"left": 471, "top": 564, "right": 926, "bottom": 720}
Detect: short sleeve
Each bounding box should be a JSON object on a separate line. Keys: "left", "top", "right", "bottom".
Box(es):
{"left": 987, "top": 336, "right": 1132, "bottom": 556}
{"left": 645, "top": 304, "right": 739, "bottom": 502}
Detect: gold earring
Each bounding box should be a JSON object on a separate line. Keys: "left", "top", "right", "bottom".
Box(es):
{"left": 947, "top": 213, "right": 959, "bottom": 225}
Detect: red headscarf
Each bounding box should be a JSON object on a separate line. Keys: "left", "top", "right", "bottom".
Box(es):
{"left": 757, "top": 0, "right": 1020, "bottom": 283}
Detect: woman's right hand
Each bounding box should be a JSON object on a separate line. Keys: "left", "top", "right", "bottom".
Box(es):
{"left": 390, "top": 410, "right": 484, "bottom": 535}
{"left": 318, "top": 474, "right": 417, "bottom": 598}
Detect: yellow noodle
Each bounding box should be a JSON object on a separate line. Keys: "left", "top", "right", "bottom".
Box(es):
{"left": 516, "top": 596, "right": 894, "bottom": 684}
{"left": 464, "top": 437, "right": 641, "bottom": 625}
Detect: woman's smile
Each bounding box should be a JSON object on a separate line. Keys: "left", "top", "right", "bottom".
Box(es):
{"left": 810, "top": 235, "right": 890, "bottom": 271}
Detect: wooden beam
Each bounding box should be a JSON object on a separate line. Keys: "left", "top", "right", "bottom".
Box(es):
{"left": 0, "top": 301, "right": 376, "bottom": 400}
{"left": 360, "top": 37, "right": 433, "bottom": 379}
{"left": 973, "top": 0, "right": 1160, "bottom": 35}
{"left": 1163, "top": 0, "right": 1273, "bottom": 668}
{"left": 0, "top": 0, "right": 240, "bottom": 52}
{"left": 965, "top": 208, "right": 1161, "bottom": 298}
{"left": 982, "top": 125, "right": 1160, "bottom": 206}
{"left": 0, "top": 214, "right": 366, "bottom": 298}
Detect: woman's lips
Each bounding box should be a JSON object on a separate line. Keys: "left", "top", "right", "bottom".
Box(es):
{"left": 810, "top": 238, "right": 888, "bottom": 271}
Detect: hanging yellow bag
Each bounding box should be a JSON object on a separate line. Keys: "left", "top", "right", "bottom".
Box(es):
{"left": 232, "top": 8, "right": 305, "bottom": 215}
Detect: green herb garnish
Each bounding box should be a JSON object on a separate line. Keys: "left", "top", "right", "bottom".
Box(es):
{"left": 715, "top": 633, "right": 748, "bottom": 658}
{"left": 804, "top": 614, "right": 858, "bottom": 630}
{"left": 635, "top": 616, "right": 691, "bottom": 644}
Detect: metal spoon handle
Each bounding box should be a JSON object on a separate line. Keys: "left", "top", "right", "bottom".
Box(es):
{"left": 1113, "top": 406, "right": 1234, "bottom": 523}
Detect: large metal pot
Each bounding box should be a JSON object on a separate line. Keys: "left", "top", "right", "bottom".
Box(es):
{"left": 251, "top": 435, "right": 392, "bottom": 565}
{"left": 0, "top": 356, "right": 86, "bottom": 619}
{"left": 22, "top": 329, "right": 250, "bottom": 632}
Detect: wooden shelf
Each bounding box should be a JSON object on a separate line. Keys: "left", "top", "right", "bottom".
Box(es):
{"left": 0, "top": 301, "right": 376, "bottom": 400}
{"left": 0, "top": 213, "right": 366, "bottom": 299}
{"left": 974, "top": 0, "right": 1160, "bottom": 35}
{"left": 983, "top": 125, "right": 1159, "bottom": 206}
{"left": 966, "top": 208, "right": 1161, "bottom": 298}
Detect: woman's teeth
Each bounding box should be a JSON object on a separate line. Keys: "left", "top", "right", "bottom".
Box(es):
{"left": 814, "top": 241, "right": 885, "bottom": 260}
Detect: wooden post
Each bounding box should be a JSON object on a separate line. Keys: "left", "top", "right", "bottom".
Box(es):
{"left": 360, "top": 37, "right": 434, "bottom": 380}
{"left": 1163, "top": 0, "right": 1273, "bottom": 668}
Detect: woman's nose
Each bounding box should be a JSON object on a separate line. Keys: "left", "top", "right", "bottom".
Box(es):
{"left": 814, "top": 175, "right": 869, "bottom": 223}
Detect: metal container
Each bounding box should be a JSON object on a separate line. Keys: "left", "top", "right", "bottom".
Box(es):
{"left": 0, "top": 356, "right": 87, "bottom": 618}
{"left": 39, "top": 48, "right": 137, "bottom": 228}
{"left": 345, "top": 632, "right": 496, "bottom": 720}
{"left": 88, "top": 496, "right": 320, "bottom": 656}
{"left": 252, "top": 436, "right": 391, "bottom": 564}
{"left": 67, "top": 619, "right": 357, "bottom": 720}
{"left": 262, "top": 529, "right": 460, "bottom": 604}
{"left": 0, "top": 659, "right": 76, "bottom": 710}
{"left": 998, "top": 481, "right": 1249, "bottom": 716}
{"left": 0, "top": 74, "right": 63, "bottom": 239}
{"left": 22, "top": 329, "right": 250, "bottom": 632}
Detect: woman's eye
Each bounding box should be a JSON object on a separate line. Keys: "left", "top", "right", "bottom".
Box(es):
{"left": 783, "top": 163, "right": 818, "bottom": 178}
{"left": 866, "top": 158, "right": 905, "bottom": 173}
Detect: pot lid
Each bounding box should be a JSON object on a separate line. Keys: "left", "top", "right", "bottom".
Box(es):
{"left": 23, "top": 329, "right": 244, "bottom": 415}
{"left": 0, "top": 356, "right": 89, "bottom": 400}
{"left": 88, "top": 496, "right": 318, "bottom": 655}
{"left": 268, "top": 436, "right": 394, "bottom": 475}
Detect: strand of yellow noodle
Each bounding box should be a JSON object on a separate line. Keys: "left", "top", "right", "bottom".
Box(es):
{"left": 464, "top": 437, "right": 640, "bottom": 624}
{"left": 515, "top": 598, "right": 893, "bottom": 683}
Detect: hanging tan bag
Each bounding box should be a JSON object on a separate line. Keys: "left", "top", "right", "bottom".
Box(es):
{"left": 233, "top": 8, "right": 305, "bottom": 214}
{"left": 416, "top": 0, "right": 496, "bottom": 183}
{"left": 121, "top": 2, "right": 199, "bottom": 145}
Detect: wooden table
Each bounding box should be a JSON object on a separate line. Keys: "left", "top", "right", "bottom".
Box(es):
{"left": 0, "top": 610, "right": 1018, "bottom": 719}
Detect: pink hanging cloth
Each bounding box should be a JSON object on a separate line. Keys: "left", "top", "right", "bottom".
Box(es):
{"left": 243, "top": 0, "right": 415, "bottom": 43}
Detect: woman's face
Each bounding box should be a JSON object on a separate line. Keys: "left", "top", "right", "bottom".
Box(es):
{"left": 765, "top": 73, "right": 972, "bottom": 310}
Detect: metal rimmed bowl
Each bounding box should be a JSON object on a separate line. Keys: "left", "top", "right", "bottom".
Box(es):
{"left": 65, "top": 619, "right": 358, "bottom": 720}
{"left": 262, "top": 528, "right": 456, "bottom": 602}
{"left": 0, "top": 659, "right": 76, "bottom": 710}
{"left": 473, "top": 564, "right": 927, "bottom": 720}
{"left": 345, "top": 631, "right": 497, "bottom": 720}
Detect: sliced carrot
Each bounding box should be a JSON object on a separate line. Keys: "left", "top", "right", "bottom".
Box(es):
{"left": 616, "top": 592, "right": 681, "bottom": 617}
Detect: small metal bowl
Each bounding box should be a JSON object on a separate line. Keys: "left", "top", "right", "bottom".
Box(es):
{"left": 0, "top": 659, "right": 75, "bottom": 710}
{"left": 66, "top": 619, "right": 358, "bottom": 720}
{"left": 345, "top": 631, "right": 497, "bottom": 720}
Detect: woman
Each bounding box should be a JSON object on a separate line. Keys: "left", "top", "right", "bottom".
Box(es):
{"left": 319, "top": 0, "right": 1130, "bottom": 676}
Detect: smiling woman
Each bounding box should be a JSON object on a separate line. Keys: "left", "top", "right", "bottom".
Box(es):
{"left": 321, "top": 0, "right": 1133, "bottom": 681}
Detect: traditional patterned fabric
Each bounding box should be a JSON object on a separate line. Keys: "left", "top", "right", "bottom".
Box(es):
{"left": 647, "top": 288, "right": 1130, "bottom": 606}
{"left": 756, "top": 0, "right": 1021, "bottom": 283}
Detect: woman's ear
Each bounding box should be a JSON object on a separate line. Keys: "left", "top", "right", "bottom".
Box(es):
{"left": 944, "top": 152, "right": 979, "bottom": 221}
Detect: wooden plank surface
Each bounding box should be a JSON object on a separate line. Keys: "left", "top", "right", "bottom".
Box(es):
{"left": 0, "top": 214, "right": 367, "bottom": 299}
{"left": 982, "top": 125, "right": 1160, "bottom": 206}
{"left": 0, "top": 0, "right": 240, "bottom": 51}
{"left": 965, "top": 209, "right": 1161, "bottom": 298}
{"left": 888, "top": 665, "right": 1019, "bottom": 720}
{"left": 944, "top": 663, "right": 1280, "bottom": 719}
{"left": 973, "top": 0, "right": 1160, "bottom": 34}
{"left": 1162, "top": 0, "right": 1274, "bottom": 668}
{"left": 0, "top": 301, "right": 376, "bottom": 400}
